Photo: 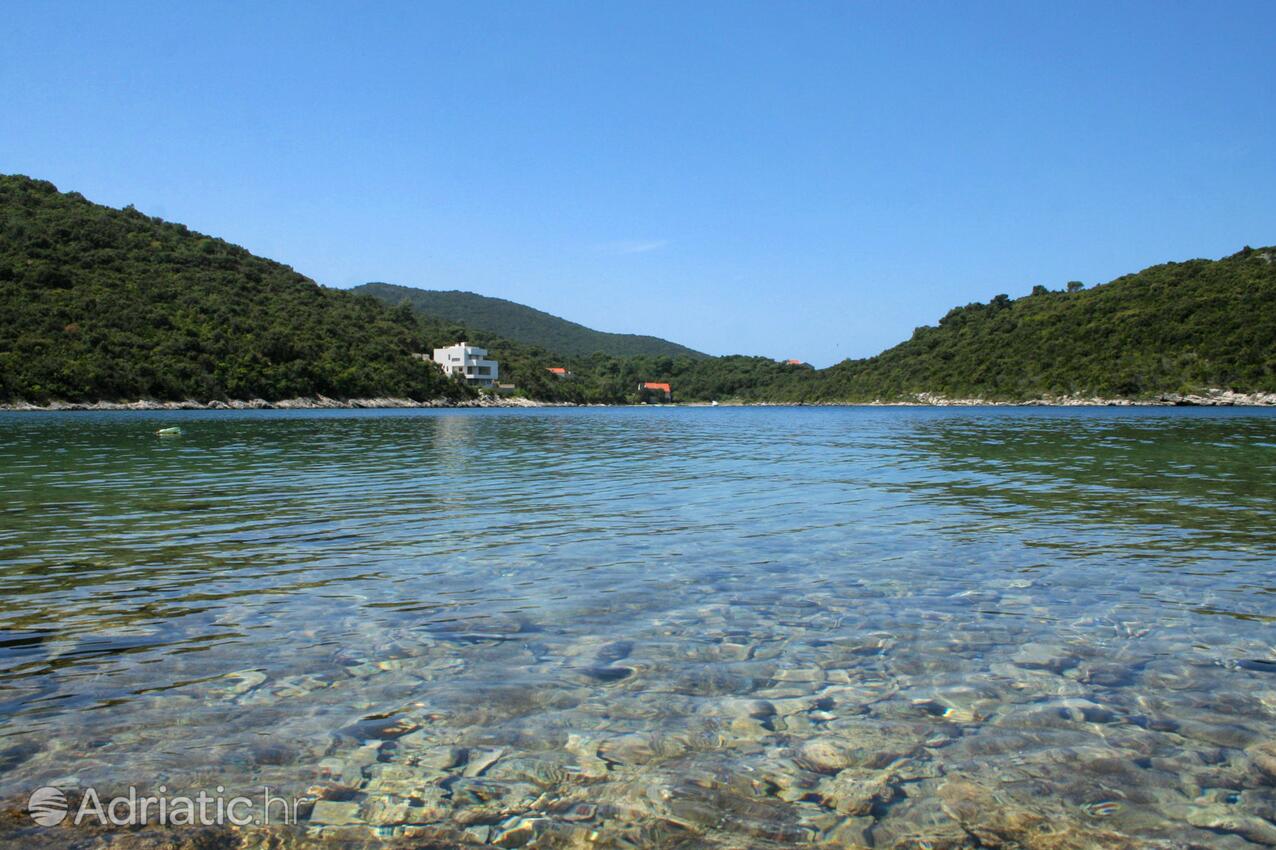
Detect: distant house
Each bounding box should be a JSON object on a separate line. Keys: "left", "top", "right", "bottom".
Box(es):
{"left": 638, "top": 381, "right": 672, "bottom": 403}
{"left": 546, "top": 367, "right": 572, "bottom": 379}
{"left": 782, "top": 358, "right": 812, "bottom": 368}
{"left": 432, "top": 342, "right": 499, "bottom": 387}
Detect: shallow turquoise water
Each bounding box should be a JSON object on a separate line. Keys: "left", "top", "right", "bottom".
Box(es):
{"left": 1, "top": 407, "right": 1275, "bottom": 847}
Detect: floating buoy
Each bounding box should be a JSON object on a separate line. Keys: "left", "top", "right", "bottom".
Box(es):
{"left": 156, "top": 426, "right": 182, "bottom": 436}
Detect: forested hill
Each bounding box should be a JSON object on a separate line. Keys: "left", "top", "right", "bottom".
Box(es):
{"left": 0, "top": 175, "right": 461, "bottom": 403}
{"left": 2, "top": 173, "right": 1271, "bottom": 406}
{"left": 809, "top": 247, "right": 1276, "bottom": 401}
{"left": 353, "top": 283, "right": 707, "bottom": 359}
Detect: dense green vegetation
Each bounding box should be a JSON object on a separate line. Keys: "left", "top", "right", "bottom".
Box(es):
{"left": 515, "top": 249, "right": 1276, "bottom": 404}
{"left": 812, "top": 248, "right": 1276, "bottom": 401}
{"left": 354, "top": 283, "right": 706, "bottom": 359}
{"left": 418, "top": 248, "right": 1276, "bottom": 404}
{"left": 2, "top": 173, "right": 1271, "bottom": 406}
{"left": 0, "top": 175, "right": 465, "bottom": 403}
{"left": 487, "top": 352, "right": 810, "bottom": 405}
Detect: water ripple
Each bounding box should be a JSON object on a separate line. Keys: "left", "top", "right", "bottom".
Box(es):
{"left": 1, "top": 407, "right": 1275, "bottom": 847}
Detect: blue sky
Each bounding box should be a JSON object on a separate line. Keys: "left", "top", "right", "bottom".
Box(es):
{"left": 3, "top": 2, "right": 1273, "bottom": 366}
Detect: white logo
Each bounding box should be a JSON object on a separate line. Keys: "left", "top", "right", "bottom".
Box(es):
{"left": 24, "top": 784, "right": 303, "bottom": 828}
{"left": 28, "top": 786, "right": 69, "bottom": 826}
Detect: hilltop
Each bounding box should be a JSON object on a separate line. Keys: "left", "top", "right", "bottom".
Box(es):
{"left": 808, "top": 248, "right": 1276, "bottom": 402}
{"left": 353, "top": 283, "right": 706, "bottom": 360}
{"left": 525, "top": 247, "right": 1276, "bottom": 405}
{"left": 354, "top": 250, "right": 1276, "bottom": 404}
{"left": 0, "top": 175, "right": 463, "bottom": 403}
{"left": 2, "top": 173, "right": 1271, "bottom": 407}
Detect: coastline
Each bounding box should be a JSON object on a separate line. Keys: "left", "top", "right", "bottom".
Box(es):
{"left": 858, "top": 389, "right": 1276, "bottom": 407}
{"left": 690, "top": 389, "right": 1276, "bottom": 407}
{"left": 0, "top": 395, "right": 578, "bottom": 412}
{"left": 3, "top": 388, "right": 1275, "bottom": 412}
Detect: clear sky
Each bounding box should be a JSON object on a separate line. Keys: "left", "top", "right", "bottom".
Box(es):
{"left": 3, "top": 2, "right": 1273, "bottom": 366}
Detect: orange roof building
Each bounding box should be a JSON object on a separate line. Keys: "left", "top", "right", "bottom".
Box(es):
{"left": 546, "top": 367, "right": 569, "bottom": 377}
{"left": 637, "top": 381, "right": 673, "bottom": 402}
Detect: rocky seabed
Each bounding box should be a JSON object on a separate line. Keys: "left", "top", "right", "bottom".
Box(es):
{"left": 5, "top": 582, "right": 1276, "bottom": 849}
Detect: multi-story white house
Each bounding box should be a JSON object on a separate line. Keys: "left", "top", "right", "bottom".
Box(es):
{"left": 431, "top": 342, "right": 499, "bottom": 387}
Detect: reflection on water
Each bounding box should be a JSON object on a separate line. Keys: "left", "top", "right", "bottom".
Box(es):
{"left": 1, "top": 406, "right": 1275, "bottom": 848}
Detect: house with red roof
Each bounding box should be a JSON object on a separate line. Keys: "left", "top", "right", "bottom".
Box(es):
{"left": 637, "top": 381, "right": 672, "bottom": 403}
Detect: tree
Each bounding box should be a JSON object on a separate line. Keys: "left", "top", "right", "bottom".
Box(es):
{"left": 1067, "top": 281, "right": 1085, "bottom": 293}
{"left": 0, "top": 174, "right": 465, "bottom": 403}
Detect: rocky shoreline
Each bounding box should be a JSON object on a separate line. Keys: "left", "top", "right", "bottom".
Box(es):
{"left": 884, "top": 388, "right": 1276, "bottom": 407}
{"left": 2, "top": 388, "right": 1274, "bottom": 412}
{"left": 696, "top": 388, "right": 1276, "bottom": 407}
{"left": 0, "top": 395, "right": 576, "bottom": 412}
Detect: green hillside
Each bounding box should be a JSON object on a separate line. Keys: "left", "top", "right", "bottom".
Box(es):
{"left": 509, "top": 247, "right": 1276, "bottom": 404}
{"left": 355, "top": 250, "right": 1276, "bottom": 404}
{"left": 354, "top": 283, "right": 707, "bottom": 359}
{"left": 2, "top": 172, "right": 1270, "bottom": 407}
{"left": 807, "top": 248, "right": 1276, "bottom": 401}
{"left": 0, "top": 175, "right": 463, "bottom": 403}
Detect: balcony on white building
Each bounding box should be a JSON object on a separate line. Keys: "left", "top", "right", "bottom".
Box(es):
{"left": 431, "top": 342, "right": 500, "bottom": 387}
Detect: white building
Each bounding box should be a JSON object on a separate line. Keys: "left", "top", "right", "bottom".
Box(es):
{"left": 432, "top": 342, "right": 499, "bottom": 387}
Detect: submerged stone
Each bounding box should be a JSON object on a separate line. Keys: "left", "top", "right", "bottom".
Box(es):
{"left": 492, "top": 815, "right": 551, "bottom": 847}
{"left": 308, "top": 800, "right": 363, "bottom": 825}
{"left": 796, "top": 739, "right": 853, "bottom": 774}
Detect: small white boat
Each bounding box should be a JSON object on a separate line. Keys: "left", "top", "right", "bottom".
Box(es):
{"left": 156, "top": 427, "right": 182, "bottom": 437}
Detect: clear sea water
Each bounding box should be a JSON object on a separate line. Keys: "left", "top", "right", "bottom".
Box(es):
{"left": 1, "top": 407, "right": 1274, "bottom": 848}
